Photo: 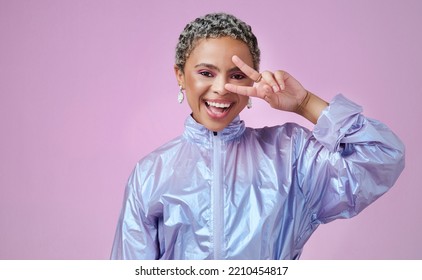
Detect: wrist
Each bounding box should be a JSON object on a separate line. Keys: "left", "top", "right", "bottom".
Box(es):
{"left": 295, "top": 91, "right": 329, "bottom": 124}
{"left": 295, "top": 90, "right": 311, "bottom": 113}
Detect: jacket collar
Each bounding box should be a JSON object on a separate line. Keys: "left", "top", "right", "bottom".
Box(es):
{"left": 183, "top": 115, "right": 246, "bottom": 144}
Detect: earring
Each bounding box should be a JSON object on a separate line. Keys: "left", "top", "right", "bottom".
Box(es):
{"left": 247, "top": 97, "right": 252, "bottom": 109}
{"left": 178, "top": 86, "right": 184, "bottom": 104}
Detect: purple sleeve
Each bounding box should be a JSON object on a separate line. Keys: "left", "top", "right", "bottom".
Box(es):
{"left": 300, "top": 94, "right": 405, "bottom": 223}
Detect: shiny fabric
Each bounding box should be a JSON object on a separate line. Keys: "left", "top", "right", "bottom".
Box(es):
{"left": 111, "top": 94, "right": 405, "bottom": 260}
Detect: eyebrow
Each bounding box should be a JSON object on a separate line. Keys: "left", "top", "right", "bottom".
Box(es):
{"left": 194, "top": 63, "right": 241, "bottom": 73}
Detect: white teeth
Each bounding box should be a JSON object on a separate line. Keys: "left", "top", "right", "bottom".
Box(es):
{"left": 206, "top": 101, "right": 231, "bottom": 108}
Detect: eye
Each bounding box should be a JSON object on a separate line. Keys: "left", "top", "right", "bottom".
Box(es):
{"left": 199, "top": 71, "right": 213, "bottom": 77}
{"left": 231, "top": 73, "right": 247, "bottom": 80}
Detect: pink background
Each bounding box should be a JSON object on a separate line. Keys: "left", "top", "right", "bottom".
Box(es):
{"left": 0, "top": 0, "right": 420, "bottom": 259}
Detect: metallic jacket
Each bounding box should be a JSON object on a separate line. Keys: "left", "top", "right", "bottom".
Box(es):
{"left": 111, "top": 94, "right": 405, "bottom": 259}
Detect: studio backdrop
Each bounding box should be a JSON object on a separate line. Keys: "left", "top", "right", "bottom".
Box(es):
{"left": 0, "top": 0, "right": 420, "bottom": 259}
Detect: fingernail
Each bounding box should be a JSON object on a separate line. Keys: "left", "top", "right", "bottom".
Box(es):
{"left": 273, "top": 85, "right": 279, "bottom": 93}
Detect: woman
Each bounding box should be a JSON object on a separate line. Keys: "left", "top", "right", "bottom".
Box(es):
{"left": 111, "top": 13, "right": 405, "bottom": 259}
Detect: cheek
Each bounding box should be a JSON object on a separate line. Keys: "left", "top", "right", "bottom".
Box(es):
{"left": 186, "top": 78, "right": 210, "bottom": 97}
{"left": 185, "top": 80, "right": 210, "bottom": 110}
{"left": 235, "top": 95, "right": 249, "bottom": 112}
{"left": 239, "top": 94, "right": 248, "bottom": 103}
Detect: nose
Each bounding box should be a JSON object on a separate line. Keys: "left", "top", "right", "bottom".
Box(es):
{"left": 212, "top": 75, "right": 229, "bottom": 95}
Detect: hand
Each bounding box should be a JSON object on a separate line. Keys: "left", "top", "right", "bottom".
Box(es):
{"left": 225, "top": 55, "right": 308, "bottom": 112}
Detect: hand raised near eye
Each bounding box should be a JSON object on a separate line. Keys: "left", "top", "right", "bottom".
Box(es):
{"left": 225, "top": 55, "right": 308, "bottom": 112}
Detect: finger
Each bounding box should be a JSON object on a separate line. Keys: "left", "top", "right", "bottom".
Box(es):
{"left": 225, "top": 83, "right": 258, "bottom": 97}
{"left": 274, "top": 70, "right": 286, "bottom": 90}
{"left": 261, "top": 71, "right": 281, "bottom": 93}
{"left": 263, "top": 92, "right": 280, "bottom": 108}
{"left": 232, "top": 55, "right": 260, "bottom": 82}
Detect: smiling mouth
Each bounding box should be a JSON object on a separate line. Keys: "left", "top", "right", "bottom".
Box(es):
{"left": 204, "top": 100, "right": 233, "bottom": 117}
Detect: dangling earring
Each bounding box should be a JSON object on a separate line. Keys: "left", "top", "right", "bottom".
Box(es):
{"left": 178, "top": 85, "right": 184, "bottom": 104}
{"left": 247, "top": 97, "right": 252, "bottom": 109}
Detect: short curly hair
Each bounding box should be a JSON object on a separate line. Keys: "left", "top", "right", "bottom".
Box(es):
{"left": 175, "top": 13, "right": 260, "bottom": 72}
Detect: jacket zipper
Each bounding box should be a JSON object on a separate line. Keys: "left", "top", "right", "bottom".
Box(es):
{"left": 212, "top": 132, "right": 224, "bottom": 259}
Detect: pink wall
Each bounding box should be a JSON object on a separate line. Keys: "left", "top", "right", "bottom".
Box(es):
{"left": 0, "top": 0, "right": 420, "bottom": 259}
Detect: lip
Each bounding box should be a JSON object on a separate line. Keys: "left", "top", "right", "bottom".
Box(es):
{"left": 203, "top": 99, "right": 234, "bottom": 120}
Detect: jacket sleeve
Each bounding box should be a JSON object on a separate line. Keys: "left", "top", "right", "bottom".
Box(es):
{"left": 110, "top": 163, "right": 159, "bottom": 259}
{"left": 298, "top": 94, "right": 405, "bottom": 224}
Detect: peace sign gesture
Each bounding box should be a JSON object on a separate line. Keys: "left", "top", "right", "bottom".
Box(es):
{"left": 225, "top": 55, "right": 309, "bottom": 112}
{"left": 225, "top": 55, "right": 328, "bottom": 124}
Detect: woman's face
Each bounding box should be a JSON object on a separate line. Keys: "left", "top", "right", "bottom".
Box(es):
{"left": 175, "top": 37, "right": 254, "bottom": 132}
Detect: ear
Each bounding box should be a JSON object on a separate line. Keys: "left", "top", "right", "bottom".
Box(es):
{"left": 174, "top": 65, "right": 185, "bottom": 88}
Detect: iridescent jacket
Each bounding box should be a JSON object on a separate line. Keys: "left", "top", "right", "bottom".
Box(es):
{"left": 111, "top": 95, "right": 405, "bottom": 259}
